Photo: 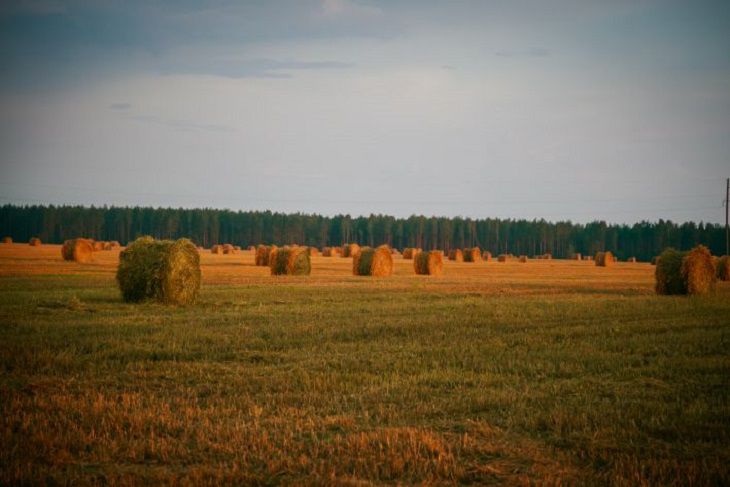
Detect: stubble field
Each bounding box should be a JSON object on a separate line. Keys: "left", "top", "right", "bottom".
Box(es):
{"left": 0, "top": 244, "right": 728, "bottom": 485}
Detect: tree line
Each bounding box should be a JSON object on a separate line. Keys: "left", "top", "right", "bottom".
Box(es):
{"left": 1, "top": 204, "right": 725, "bottom": 261}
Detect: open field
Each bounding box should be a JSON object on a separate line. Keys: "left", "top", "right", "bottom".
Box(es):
{"left": 1, "top": 243, "right": 729, "bottom": 485}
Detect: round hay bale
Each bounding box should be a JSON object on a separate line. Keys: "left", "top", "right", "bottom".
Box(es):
{"left": 255, "top": 245, "right": 271, "bottom": 265}
{"left": 448, "top": 249, "right": 463, "bottom": 262}
{"left": 268, "top": 245, "right": 280, "bottom": 268}
{"left": 655, "top": 248, "right": 685, "bottom": 295}
{"left": 29, "top": 237, "right": 41, "bottom": 246}
{"left": 92, "top": 241, "right": 105, "bottom": 251}
{"left": 627, "top": 256, "right": 637, "bottom": 263}
{"left": 463, "top": 247, "right": 481, "bottom": 262}
{"left": 116, "top": 236, "right": 201, "bottom": 305}
{"left": 308, "top": 247, "right": 319, "bottom": 257}
{"left": 716, "top": 255, "right": 730, "bottom": 281}
{"left": 248, "top": 245, "right": 256, "bottom": 252}
{"left": 584, "top": 255, "right": 593, "bottom": 261}
{"left": 414, "top": 251, "right": 443, "bottom": 276}
{"left": 402, "top": 248, "right": 421, "bottom": 260}
{"left": 681, "top": 245, "right": 716, "bottom": 295}
{"left": 109, "top": 241, "right": 120, "bottom": 249}
{"left": 519, "top": 255, "right": 528, "bottom": 263}
{"left": 223, "top": 244, "right": 238, "bottom": 254}
{"left": 211, "top": 244, "right": 223, "bottom": 255}
{"left": 482, "top": 251, "right": 492, "bottom": 262}
{"left": 323, "top": 246, "right": 340, "bottom": 257}
{"left": 543, "top": 253, "right": 553, "bottom": 260}
{"left": 595, "top": 251, "right": 615, "bottom": 267}
{"left": 497, "top": 254, "right": 508, "bottom": 262}
{"left": 270, "top": 246, "right": 311, "bottom": 275}
{"left": 61, "top": 238, "right": 94, "bottom": 263}
{"left": 342, "top": 243, "right": 361, "bottom": 258}
{"left": 353, "top": 245, "right": 393, "bottom": 277}
{"left": 572, "top": 253, "right": 582, "bottom": 260}
{"left": 3, "top": 236, "right": 12, "bottom": 244}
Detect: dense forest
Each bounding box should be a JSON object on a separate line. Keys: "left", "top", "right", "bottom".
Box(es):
{"left": 1, "top": 204, "right": 726, "bottom": 261}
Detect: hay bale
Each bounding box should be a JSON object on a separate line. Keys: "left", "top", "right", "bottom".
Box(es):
{"left": 3, "top": 236, "right": 12, "bottom": 244}
{"left": 342, "top": 243, "right": 361, "bottom": 258}
{"left": 584, "top": 255, "right": 593, "bottom": 261}
{"left": 543, "top": 253, "right": 552, "bottom": 260}
{"left": 92, "top": 241, "right": 105, "bottom": 251}
{"left": 448, "top": 249, "right": 463, "bottom": 262}
{"left": 29, "top": 237, "right": 41, "bottom": 246}
{"left": 323, "top": 246, "right": 340, "bottom": 257}
{"left": 402, "top": 248, "right": 422, "bottom": 259}
{"left": 223, "top": 244, "right": 238, "bottom": 254}
{"left": 353, "top": 245, "right": 393, "bottom": 276}
{"left": 211, "top": 244, "right": 223, "bottom": 255}
{"left": 109, "top": 241, "right": 120, "bottom": 249}
{"left": 627, "top": 256, "right": 637, "bottom": 263}
{"left": 519, "top": 255, "right": 528, "bottom": 263}
{"left": 116, "top": 236, "right": 201, "bottom": 305}
{"left": 572, "top": 253, "right": 582, "bottom": 260}
{"left": 270, "top": 246, "right": 311, "bottom": 276}
{"left": 413, "top": 250, "right": 443, "bottom": 276}
{"left": 308, "top": 247, "right": 319, "bottom": 257}
{"left": 681, "top": 245, "right": 716, "bottom": 295}
{"left": 482, "top": 251, "right": 492, "bottom": 262}
{"left": 595, "top": 251, "right": 615, "bottom": 267}
{"left": 655, "top": 246, "right": 716, "bottom": 295}
{"left": 248, "top": 245, "right": 256, "bottom": 252}
{"left": 61, "top": 238, "right": 94, "bottom": 263}
{"left": 255, "top": 245, "right": 271, "bottom": 265}
{"left": 463, "top": 247, "right": 481, "bottom": 262}
{"left": 651, "top": 256, "right": 659, "bottom": 265}
{"left": 268, "top": 245, "right": 280, "bottom": 268}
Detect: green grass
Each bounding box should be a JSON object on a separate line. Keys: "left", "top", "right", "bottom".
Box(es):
{"left": 1, "top": 275, "right": 729, "bottom": 485}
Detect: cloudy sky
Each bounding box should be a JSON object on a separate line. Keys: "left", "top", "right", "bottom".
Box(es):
{"left": 0, "top": 0, "right": 728, "bottom": 223}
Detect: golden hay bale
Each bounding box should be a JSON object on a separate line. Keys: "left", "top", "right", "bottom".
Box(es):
{"left": 448, "top": 249, "right": 463, "bottom": 262}
{"left": 308, "top": 247, "right": 319, "bottom": 257}
{"left": 519, "top": 255, "right": 528, "bottom": 263}
{"left": 2, "top": 236, "right": 12, "bottom": 244}
{"left": 402, "top": 247, "right": 421, "bottom": 260}
{"left": 572, "top": 253, "right": 582, "bottom": 260}
{"left": 268, "top": 245, "right": 280, "bottom": 268}
{"left": 116, "top": 236, "right": 200, "bottom": 305}
{"left": 29, "top": 237, "right": 41, "bottom": 246}
{"left": 270, "top": 246, "right": 311, "bottom": 276}
{"left": 233, "top": 245, "right": 241, "bottom": 251}
{"left": 482, "top": 251, "right": 492, "bottom": 261}
{"left": 627, "top": 256, "right": 637, "bottom": 263}
{"left": 255, "top": 245, "right": 271, "bottom": 265}
{"left": 322, "top": 246, "right": 339, "bottom": 257}
{"left": 223, "top": 244, "right": 238, "bottom": 255}
{"left": 414, "top": 251, "right": 443, "bottom": 276}
{"left": 463, "top": 247, "right": 481, "bottom": 262}
{"left": 353, "top": 245, "right": 393, "bottom": 277}
{"left": 248, "top": 245, "right": 256, "bottom": 252}
{"left": 61, "top": 238, "right": 94, "bottom": 263}
{"left": 497, "top": 254, "right": 508, "bottom": 262}
{"left": 584, "top": 255, "right": 593, "bottom": 261}
{"left": 211, "top": 244, "right": 223, "bottom": 255}
{"left": 595, "top": 251, "right": 615, "bottom": 267}
{"left": 342, "top": 243, "right": 361, "bottom": 258}
{"left": 681, "top": 245, "right": 716, "bottom": 295}
{"left": 109, "top": 241, "right": 120, "bottom": 249}
{"left": 92, "top": 241, "right": 105, "bottom": 251}
{"left": 543, "top": 253, "right": 552, "bottom": 260}
{"left": 716, "top": 255, "right": 730, "bottom": 281}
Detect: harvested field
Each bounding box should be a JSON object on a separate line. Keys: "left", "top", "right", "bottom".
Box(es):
{"left": 0, "top": 243, "right": 728, "bottom": 485}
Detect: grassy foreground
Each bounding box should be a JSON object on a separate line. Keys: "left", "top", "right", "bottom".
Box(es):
{"left": 0, "top": 245, "right": 728, "bottom": 485}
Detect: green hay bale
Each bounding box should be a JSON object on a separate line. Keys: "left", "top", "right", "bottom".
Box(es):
{"left": 655, "top": 248, "right": 685, "bottom": 295}
{"left": 116, "top": 236, "right": 201, "bottom": 305}
{"left": 717, "top": 255, "right": 730, "bottom": 281}
{"left": 270, "top": 246, "right": 311, "bottom": 275}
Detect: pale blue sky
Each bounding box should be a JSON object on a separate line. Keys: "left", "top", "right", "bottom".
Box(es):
{"left": 1, "top": 0, "right": 728, "bottom": 223}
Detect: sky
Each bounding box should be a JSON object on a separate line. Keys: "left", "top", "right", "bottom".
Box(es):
{"left": 0, "top": 0, "right": 728, "bottom": 224}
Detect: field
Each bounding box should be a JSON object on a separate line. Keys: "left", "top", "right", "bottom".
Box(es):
{"left": 1, "top": 244, "right": 728, "bottom": 485}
